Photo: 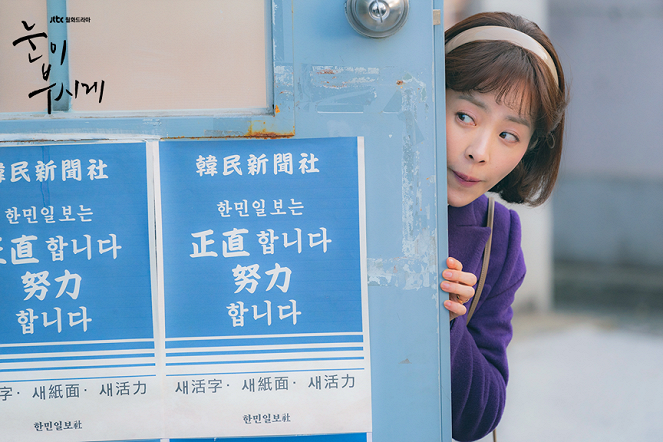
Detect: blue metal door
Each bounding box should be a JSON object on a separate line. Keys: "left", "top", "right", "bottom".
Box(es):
{"left": 291, "top": 2, "right": 450, "bottom": 441}
{"left": 0, "top": 1, "right": 450, "bottom": 441}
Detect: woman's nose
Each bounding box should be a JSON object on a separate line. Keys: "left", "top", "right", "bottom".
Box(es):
{"left": 466, "top": 133, "right": 490, "bottom": 163}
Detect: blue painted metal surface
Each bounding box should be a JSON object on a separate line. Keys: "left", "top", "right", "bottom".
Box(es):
{"left": 292, "top": 1, "right": 448, "bottom": 440}
{"left": 434, "top": 1, "right": 453, "bottom": 440}
{"left": 0, "top": 1, "right": 450, "bottom": 441}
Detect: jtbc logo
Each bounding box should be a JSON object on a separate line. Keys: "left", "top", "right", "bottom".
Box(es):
{"left": 49, "top": 16, "right": 64, "bottom": 23}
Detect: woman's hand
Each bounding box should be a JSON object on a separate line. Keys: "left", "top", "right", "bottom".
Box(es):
{"left": 441, "top": 257, "right": 477, "bottom": 321}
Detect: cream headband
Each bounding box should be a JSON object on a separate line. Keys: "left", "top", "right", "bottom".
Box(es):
{"left": 445, "top": 26, "right": 559, "bottom": 87}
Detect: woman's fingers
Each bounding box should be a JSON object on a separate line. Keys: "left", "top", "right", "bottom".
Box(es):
{"left": 442, "top": 269, "right": 477, "bottom": 288}
{"left": 446, "top": 256, "right": 463, "bottom": 271}
{"left": 440, "top": 280, "right": 475, "bottom": 302}
{"left": 441, "top": 257, "right": 476, "bottom": 320}
{"left": 444, "top": 299, "right": 467, "bottom": 320}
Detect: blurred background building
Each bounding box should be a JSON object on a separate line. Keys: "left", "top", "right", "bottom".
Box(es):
{"left": 549, "top": 0, "right": 663, "bottom": 312}
{"left": 445, "top": 1, "right": 663, "bottom": 441}
{"left": 446, "top": 0, "right": 663, "bottom": 314}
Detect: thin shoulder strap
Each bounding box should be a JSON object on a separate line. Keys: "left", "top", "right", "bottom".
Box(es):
{"left": 466, "top": 196, "right": 495, "bottom": 325}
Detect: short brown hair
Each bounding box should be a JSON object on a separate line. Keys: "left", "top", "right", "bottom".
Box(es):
{"left": 445, "top": 12, "right": 568, "bottom": 206}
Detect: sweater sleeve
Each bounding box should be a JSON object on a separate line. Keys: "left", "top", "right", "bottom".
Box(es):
{"left": 448, "top": 208, "right": 526, "bottom": 441}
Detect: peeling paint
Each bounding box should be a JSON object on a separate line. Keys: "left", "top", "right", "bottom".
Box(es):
{"left": 274, "top": 65, "right": 294, "bottom": 87}
{"left": 242, "top": 128, "right": 294, "bottom": 139}
{"left": 366, "top": 72, "right": 438, "bottom": 291}
{"left": 398, "top": 73, "right": 428, "bottom": 103}
{"left": 200, "top": 127, "right": 294, "bottom": 139}
{"left": 310, "top": 66, "right": 380, "bottom": 89}
{"left": 299, "top": 65, "right": 380, "bottom": 114}
{"left": 399, "top": 73, "right": 436, "bottom": 289}
{"left": 143, "top": 118, "right": 162, "bottom": 127}
{"left": 367, "top": 229, "right": 437, "bottom": 290}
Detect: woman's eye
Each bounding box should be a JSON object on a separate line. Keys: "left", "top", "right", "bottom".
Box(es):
{"left": 457, "top": 112, "right": 473, "bottom": 124}
{"left": 500, "top": 132, "right": 519, "bottom": 143}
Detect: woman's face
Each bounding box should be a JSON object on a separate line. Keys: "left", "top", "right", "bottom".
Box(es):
{"left": 446, "top": 89, "right": 533, "bottom": 207}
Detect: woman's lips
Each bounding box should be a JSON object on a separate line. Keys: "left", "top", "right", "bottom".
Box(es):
{"left": 453, "top": 170, "right": 481, "bottom": 187}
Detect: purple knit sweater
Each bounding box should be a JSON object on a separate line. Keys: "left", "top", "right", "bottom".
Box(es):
{"left": 448, "top": 195, "right": 526, "bottom": 441}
